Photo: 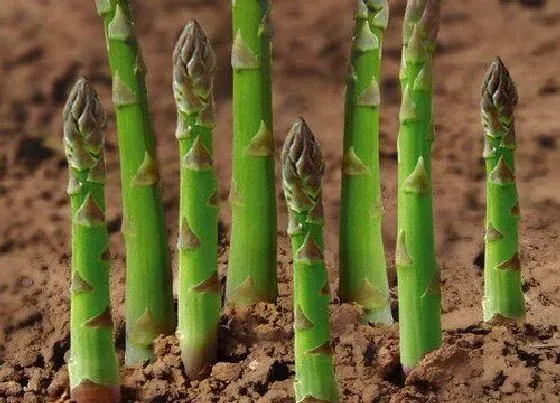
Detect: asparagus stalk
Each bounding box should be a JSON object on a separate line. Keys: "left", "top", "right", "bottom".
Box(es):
{"left": 227, "top": 0, "right": 278, "bottom": 305}
{"left": 63, "top": 78, "right": 120, "bottom": 402}
{"left": 481, "top": 58, "right": 525, "bottom": 323}
{"left": 96, "top": 0, "right": 174, "bottom": 364}
{"left": 172, "top": 20, "right": 221, "bottom": 380}
{"left": 282, "top": 118, "right": 339, "bottom": 403}
{"left": 339, "top": 0, "right": 392, "bottom": 324}
{"left": 396, "top": 0, "right": 442, "bottom": 371}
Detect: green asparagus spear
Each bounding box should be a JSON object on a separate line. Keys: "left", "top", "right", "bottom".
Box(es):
{"left": 96, "top": 0, "right": 175, "bottom": 364}
{"left": 339, "top": 0, "right": 392, "bottom": 325}
{"left": 227, "top": 0, "right": 278, "bottom": 306}
{"left": 396, "top": 0, "right": 442, "bottom": 371}
{"left": 282, "top": 118, "right": 339, "bottom": 403}
{"left": 172, "top": 20, "right": 221, "bottom": 379}
{"left": 63, "top": 78, "right": 120, "bottom": 402}
{"left": 481, "top": 58, "right": 525, "bottom": 323}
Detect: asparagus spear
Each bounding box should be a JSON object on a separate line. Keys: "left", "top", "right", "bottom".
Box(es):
{"left": 172, "top": 20, "right": 221, "bottom": 380}
{"left": 339, "top": 0, "right": 392, "bottom": 325}
{"left": 63, "top": 78, "right": 120, "bottom": 402}
{"left": 282, "top": 118, "right": 339, "bottom": 403}
{"left": 481, "top": 58, "right": 525, "bottom": 323}
{"left": 227, "top": 0, "right": 278, "bottom": 306}
{"left": 396, "top": 0, "right": 442, "bottom": 371}
{"left": 96, "top": 0, "right": 174, "bottom": 364}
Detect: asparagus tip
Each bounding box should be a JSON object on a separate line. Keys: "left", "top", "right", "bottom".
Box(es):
{"left": 281, "top": 118, "right": 324, "bottom": 214}
{"left": 403, "top": 0, "right": 441, "bottom": 47}
{"left": 420, "top": 0, "right": 442, "bottom": 43}
{"left": 172, "top": 19, "right": 216, "bottom": 114}
{"left": 481, "top": 57, "right": 518, "bottom": 136}
{"left": 63, "top": 78, "right": 106, "bottom": 171}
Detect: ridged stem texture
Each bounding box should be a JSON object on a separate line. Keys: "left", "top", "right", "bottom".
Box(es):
{"left": 339, "top": 0, "right": 392, "bottom": 325}
{"left": 227, "top": 0, "right": 278, "bottom": 305}
{"left": 396, "top": 0, "right": 442, "bottom": 371}
{"left": 63, "top": 78, "right": 120, "bottom": 403}
{"left": 96, "top": 0, "right": 174, "bottom": 364}
{"left": 481, "top": 58, "right": 525, "bottom": 323}
{"left": 172, "top": 21, "right": 221, "bottom": 380}
{"left": 282, "top": 118, "right": 339, "bottom": 403}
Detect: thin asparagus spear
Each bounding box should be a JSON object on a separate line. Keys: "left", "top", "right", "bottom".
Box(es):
{"left": 172, "top": 20, "right": 221, "bottom": 380}
{"left": 481, "top": 58, "right": 525, "bottom": 323}
{"left": 63, "top": 78, "right": 120, "bottom": 402}
{"left": 396, "top": 0, "right": 442, "bottom": 371}
{"left": 282, "top": 118, "right": 339, "bottom": 403}
{"left": 227, "top": 0, "right": 278, "bottom": 306}
{"left": 96, "top": 0, "right": 175, "bottom": 364}
{"left": 339, "top": 0, "right": 392, "bottom": 324}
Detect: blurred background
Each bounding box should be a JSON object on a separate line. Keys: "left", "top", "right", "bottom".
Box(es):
{"left": 0, "top": 0, "right": 559, "bottom": 401}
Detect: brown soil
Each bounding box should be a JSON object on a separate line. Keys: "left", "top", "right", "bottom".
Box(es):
{"left": 1, "top": 0, "right": 560, "bottom": 402}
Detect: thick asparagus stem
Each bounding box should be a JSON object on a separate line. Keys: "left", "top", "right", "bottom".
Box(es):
{"left": 63, "top": 78, "right": 120, "bottom": 402}
{"left": 282, "top": 118, "right": 339, "bottom": 403}
{"left": 339, "top": 0, "right": 392, "bottom": 324}
{"left": 227, "top": 0, "right": 278, "bottom": 305}
{"left": 172, "top": 21, "right": 221, "bottom": 380}
{"left": 481, "top": 58, "right": 525, "bottom": 323}
{"left": 396, "top": 0, "right": 442, "bottom": 371}
{"left": 96, "top": 0, "right": 174, "bottom": 364}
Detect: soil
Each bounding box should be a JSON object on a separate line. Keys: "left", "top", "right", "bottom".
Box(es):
{"left": 1, "top": 0, "right": 560, "bottom": 402}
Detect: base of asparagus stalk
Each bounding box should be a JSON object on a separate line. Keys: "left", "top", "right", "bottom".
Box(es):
{"left": 71, "top": 381, "right": 121, "bottom": 403}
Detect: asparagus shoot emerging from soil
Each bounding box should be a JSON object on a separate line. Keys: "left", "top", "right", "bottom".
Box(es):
{"left": 282, "top": 118, "right": 339, "bottom": 403}
{"left": 63, "top": 78, "right": 120, "bottom": 402}
{"left": 339, "top": 0, "right": 392, "bottom": 325}
{"left": 172, "top": 20, "right": 221, "bottom": 380}
{"left": 97, "top": 1, "right": 174, "bottom": 364}
{"left": 396, "top": 0, "right": 442, "bottom": 371}
{"left": 481, "top": 58, "right": 525, "bottom": 323}
{"left": 227, "top": 0, "right": 278, "bottom": 305}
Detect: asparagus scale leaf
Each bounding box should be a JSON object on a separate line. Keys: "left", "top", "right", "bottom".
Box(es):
{"left": 64, "top": 78, "right": 120, "bottom": 402}
{"left": 481, "top": 58, "right": 525, "bottom": 323}
{"left": 396, "top": 0, "right": 442, "bottom": 371}
{"left": 282, "top": 118, "right": 339, "bottom": 403}
{"left": 227, "top": 0, "right": 278, "bottom": 306}
{"left": 173, "top": 20, "right": 221, "bottom": 380}
{"left": 96, "top": 0, "right": 175, "bottom": 364}
{"left": 339, "top": 0, "right": 392, "bottom": 325}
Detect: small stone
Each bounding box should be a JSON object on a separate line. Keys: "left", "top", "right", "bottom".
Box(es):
{"left": 151, "top": 361, "right": 171, "bottom": 380}
{"left": 47, "top": 368, "right": 69, "bottom": 399}
{"left": 0, "top": 367, "right": 16, "bottom": 382}
{"left": 24, "top": 368, "right": 43, "bottom": 392}
{"left": 210, "top": 362, "right": 242, "bottom": 382}
{"left": 0, "top": 381, "right": 22, "bottom": 396}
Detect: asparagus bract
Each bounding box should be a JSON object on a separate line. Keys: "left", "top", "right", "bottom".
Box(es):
{"left": 96, "top": 1, "right": 175, "bottom": 364}
{"left": 282, "top": 118, "right": 339, "bottom": 403}
{"left": 396, "top": 0, "right": 442, "bottom": 371}
{"left": 63, "top": 78, "right": 120, "bottom": 402}
{"left": 227, "top": 0, "right": 278, "bottom": 305}
{"left": 481, "top": 58, "right": 525, "bottom": 323}
{"left": 172, "top": 20, "right": 221, "bottom": 379}
{"left": 339, "top": 0, "right": 392, "bottom": 325}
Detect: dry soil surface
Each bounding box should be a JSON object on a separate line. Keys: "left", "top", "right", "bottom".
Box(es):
{"left": 1, "top": 0, "right": 560, "bottom": 402}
